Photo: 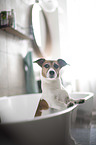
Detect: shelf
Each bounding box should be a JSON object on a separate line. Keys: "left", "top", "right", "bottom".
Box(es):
{"left": 0, "top": 25, "right": 31, "bottom": 40}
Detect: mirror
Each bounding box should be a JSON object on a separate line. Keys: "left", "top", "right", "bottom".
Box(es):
{"left": 31, "top": 2, "right": 52, "bottom": 57}
{"left": 32, "top": 3, "right": 46, "bottom": 57}
{"left": 31, "top": 0, "right": 60, "bottom": 59}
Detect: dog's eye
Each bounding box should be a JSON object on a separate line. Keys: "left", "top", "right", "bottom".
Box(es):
{"left": 54, "top": 63, "right": 59, "bottom": 69}
{"left": 44, "top": 64, "right": 50, "bottom": 68}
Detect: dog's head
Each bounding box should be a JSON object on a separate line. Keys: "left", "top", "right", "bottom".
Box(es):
{"left": 34, "top": 58, "right": 68, "bottom": 79}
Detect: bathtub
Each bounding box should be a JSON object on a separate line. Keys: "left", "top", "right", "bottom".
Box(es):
{"left": 0, "top": 92, "right": 93, "bottom": 145}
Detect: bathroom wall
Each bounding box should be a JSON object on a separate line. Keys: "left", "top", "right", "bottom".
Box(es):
{"left": 0, "top": 0, "right": 34, "bottom": 96}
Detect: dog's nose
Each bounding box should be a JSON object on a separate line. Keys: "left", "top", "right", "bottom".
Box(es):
{"left": 49, "top": 71, "right": 55, "bottom": 75}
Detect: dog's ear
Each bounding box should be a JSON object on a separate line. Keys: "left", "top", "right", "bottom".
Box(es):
{"left": 57, "top": 59, "right": 68, "bottom": 68}
{"left": 34, "top": 58, "right": 46, "bottom": 67}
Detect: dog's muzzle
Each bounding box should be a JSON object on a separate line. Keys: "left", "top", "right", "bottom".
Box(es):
{"left": 47, "top": 68, "right": 57, "bottom": 79}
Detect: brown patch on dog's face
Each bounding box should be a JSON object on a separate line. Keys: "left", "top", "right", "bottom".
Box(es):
{"left": 34, "top": 58, "right": 68, "bottom": 79}
{"left": 42, "top": 60, "right": 60, "bottom": 78}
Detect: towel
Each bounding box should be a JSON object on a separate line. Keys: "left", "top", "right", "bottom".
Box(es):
{"left": 24, "top": 52, "right": 38, "bottom": 93}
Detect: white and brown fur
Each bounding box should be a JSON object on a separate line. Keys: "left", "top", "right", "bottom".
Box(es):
{"left": 35, "top": 58, "right": 85, "bottom": 116}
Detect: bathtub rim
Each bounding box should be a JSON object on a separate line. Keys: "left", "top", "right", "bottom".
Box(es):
{"left": 0, "top": 92, "right": 93, "bottom": 125}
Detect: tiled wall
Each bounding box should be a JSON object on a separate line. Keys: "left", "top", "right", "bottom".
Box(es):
{"left": 0, "top": 0, "right": 34, "bottom": 96}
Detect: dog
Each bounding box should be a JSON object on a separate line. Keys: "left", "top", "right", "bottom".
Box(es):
{"left": 34, "top": 58, "right": 85, "bottom": 116}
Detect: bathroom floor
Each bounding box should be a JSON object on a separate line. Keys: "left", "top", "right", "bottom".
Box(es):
{"left": 71, "top": 111, "right": 96, "bottom": 145}
{"left": 90, "top": 112, "right": 96, "bottom": 145}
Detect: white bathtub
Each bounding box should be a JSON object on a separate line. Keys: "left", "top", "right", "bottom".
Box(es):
{"left": 0, "top": 92, "right": 93, "bottom": 145}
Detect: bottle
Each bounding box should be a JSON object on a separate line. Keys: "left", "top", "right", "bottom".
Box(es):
{"left": 11, "top": 9, "right": 15, "bottom": 28}
{"left": 8, "top": 11, "right": 11, "bottom": 26}
{"left": 0, "top": 11, "right": 8, "bottom": 26}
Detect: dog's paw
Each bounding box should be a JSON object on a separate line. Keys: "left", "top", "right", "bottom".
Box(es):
{"left": 78, "top": 99, "right": 85, "bottom": 104}
{"left": 67, "top": 102, "right": 74, "bottom": 108}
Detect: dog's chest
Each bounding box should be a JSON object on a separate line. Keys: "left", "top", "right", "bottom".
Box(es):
{"left": 42, "top": 78, "right": 61, "bottom": 98}
{"left": 42, "top": 87, "right": 57, "bottom": 104}
{"left": 41, "top": 78, "right": 68, "bottom": 109}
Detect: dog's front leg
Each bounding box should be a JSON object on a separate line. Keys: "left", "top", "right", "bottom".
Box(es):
{"left": 66, "top": 98, "right": 85, "bottom": 108}
{"left": 55, "top": 95, "right": 75, "bottom": 108}
{"left": 69, "top": 98, "right": 85, "bottom": 104}
{"left": 64, "top": 96, "right": 85, "bottom": 108}
{"left": 54, "top": 90, "right": 69, "bottom": 109}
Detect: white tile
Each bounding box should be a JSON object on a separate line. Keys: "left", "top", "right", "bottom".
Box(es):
{"left": 0, "top": 88, "right": 8, "bottom": 97}
{"left": 8, "top": 87, "right": 26, "bottom": 96}
{"left": 16, "top": 2, "right": 30, "bottom": 27}
{"left": 0, "top": 30, "right": 7, "bottom": 52}
{"left": 5, "top": 0, "right": 12, "bottom": 11}
{"left": 6, "top": 33, "right": 19, "bottom": 54}
{"left": 0, "top": 52, "right": 8, "bottom": 89}
{"left": 7, "top": 54, "right": 26, "bottom": 88}
{"left": 0, "top": 0, "right": 33, "bottom": 97}
{"left": 6, "top": 34, "right": 28, "bottom": 56}
{"left": 0, "top": 0, "right": 6, "bottom": 11}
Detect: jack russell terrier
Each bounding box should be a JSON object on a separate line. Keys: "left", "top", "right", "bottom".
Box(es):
{"left": 34, "top": 58, "right": 85, "bottom": 116}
